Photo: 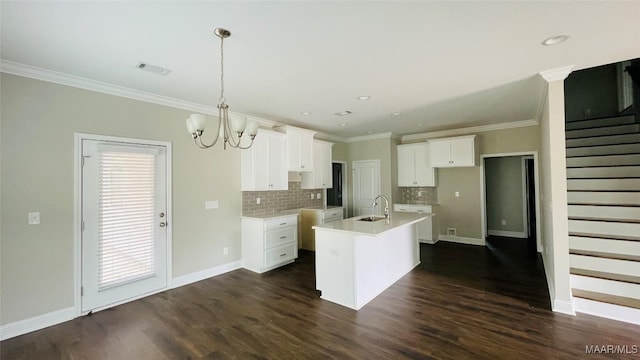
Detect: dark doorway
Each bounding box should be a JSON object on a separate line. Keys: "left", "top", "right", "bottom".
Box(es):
{"left": 327, "top": 162, "right": 343, "bottom": 207}
{"left": 525, "top": 157, "right": 537, "bottom": 251}
{"left": 484, "top": 155, "right": 539, "bottom": 254}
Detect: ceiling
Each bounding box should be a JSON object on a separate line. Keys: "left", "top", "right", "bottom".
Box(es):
{"left": 1, "top": 1, "right": 639, "bottom": 139}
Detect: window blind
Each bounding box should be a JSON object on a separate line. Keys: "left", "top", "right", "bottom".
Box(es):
{"left": 97, "top": 146, "right": 158, "bottom": 291}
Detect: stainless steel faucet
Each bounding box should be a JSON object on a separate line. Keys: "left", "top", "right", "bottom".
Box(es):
{"left": 372, "top": 195, "right": 390, "bottom": 220}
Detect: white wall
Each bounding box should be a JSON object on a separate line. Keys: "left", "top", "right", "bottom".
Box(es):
{"left": 1, "top": 74, "right": 243, "bottom": 325}
{"left": 539, "top": 72, "right": 573, "bottom": 314}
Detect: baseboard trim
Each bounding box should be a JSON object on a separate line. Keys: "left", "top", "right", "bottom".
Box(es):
{"left": 172, "top": 260, "right": 242, "bottom": 288}
{"left": 552, "top": 299, "right": 576, "bottom": 316}
{"left": 438, "top": 235, "right": 485, "bottom": 246}
{"left": 0, "top": 307, "right": 75, "bottom": 341}
{"left": 574, "top": 297, "right": 640, "bottom": 325}
{"left": 419, "top": 239, "right": 439, "bottom": 244}
{"left": 487, "top": 230, "right": 527, "bottom": 238}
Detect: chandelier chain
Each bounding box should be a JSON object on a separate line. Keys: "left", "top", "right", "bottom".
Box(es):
{"left": 219, "top": 34, "right": 225, "bottom": 103}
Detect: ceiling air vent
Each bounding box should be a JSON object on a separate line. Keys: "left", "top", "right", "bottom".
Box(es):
{"left": 135, "top": 62, "right": 171, "bottom": 76}
{"left": 334, "top": 111, "right": 352, "bottom": 116}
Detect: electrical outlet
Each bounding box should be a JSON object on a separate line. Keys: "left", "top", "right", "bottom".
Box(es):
{"left": 223, "top": 247, "right": 229, "bottom": 256}
{"left": 205, "top": 200, "right": 219, "bottom": 209}
{"left": 447, "top": 228, "right": 457, "bottom": 236}
{"left": 310, "top": 193, "right": 315, "bottom": 199}
{"left": 501, "top": 219, "right": 507, "bottom": 226}
{"left": 316, "top": 193, "right": 321, "bottom": 199}
{"left": 455, "top": 192, "right": 460, "bottom": 197}
{"left": 28, "top": 212, "right": 40, "bottom": 225}
{"left": 418, "top": 191, "right": 422, "bottom": 197}
{"left": 256, "top": 197, "right": 260, "bottom": 204}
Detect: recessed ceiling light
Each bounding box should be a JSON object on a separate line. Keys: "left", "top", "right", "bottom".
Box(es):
{"left": 541, "top": 34, "right": 570, "bottom": 46}
{"left": 357, "top": 96, "right": 370, "bottom": 100}
{"left": 391, "top": 112, "right": 402, "bottom": 116}
{"left": 367, "top": 131, "right": 373, "bottom": 134}
{"left": 301, "top": 112, "right": 311, "bottom": 115}
{"left": 335, "top": 111, "right": 352, "bottom": 116}
{"left": 417, "top": 123, "right": 424, "bottom": 127}
{"left": 339, "top": 123, "right": 349, "bottom": 127}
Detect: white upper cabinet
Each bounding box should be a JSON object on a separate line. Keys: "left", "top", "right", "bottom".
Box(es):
{"left": 397, "top": 142, "right": 436, "bottom": 187}
{"left": 241, "top": 129, "right": 287, "bottom": 191}
{"left": 301, "top": 140, "right": 333, "bottom": 189}
{"left": 284, "top": 126, "right": 316, "bottom": 172}
{"left": 428, "top": 135, "right": 477, "bottom": 168}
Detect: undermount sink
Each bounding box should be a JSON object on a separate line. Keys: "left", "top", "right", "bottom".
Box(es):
{"left": 358, "top": 216, "right": 386, "bottom": 222}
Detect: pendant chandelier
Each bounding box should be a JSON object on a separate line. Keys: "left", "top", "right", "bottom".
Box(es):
{"left": 186, "top": 28, "right": 258, "bottom": 149}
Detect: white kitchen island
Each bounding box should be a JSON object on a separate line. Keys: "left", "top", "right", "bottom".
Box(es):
{"left": 313, "top": 212, "right": 430, "bottom": 310}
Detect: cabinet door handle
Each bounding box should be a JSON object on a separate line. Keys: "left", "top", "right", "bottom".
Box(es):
{"left": 280, "top": 253, "right": 287, "bottom": 257}
{"left": 280, "top": 236, "right": 287, "bottom": 239}
{"left": 280, "top": 222, "right": 287, "bottom": 225}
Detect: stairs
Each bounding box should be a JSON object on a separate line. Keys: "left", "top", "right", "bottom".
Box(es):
{"left": 565, "top": 114, "right": 640, "bottom": 324}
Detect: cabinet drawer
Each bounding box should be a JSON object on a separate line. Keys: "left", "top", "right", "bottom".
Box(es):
{"left": 393, "top": 204, "right": 432, "bottom": 213}
{"left": 264, "top": 215, "right": 298, "bottom": 231}
{"left": 265, "top": 243, "right": 297, "bottom": 268}
{"left": 324, "top": 208, "right": 343, "bottom": 218}
{"left": 265, "top": 227, "right": 296, "bottom": 249}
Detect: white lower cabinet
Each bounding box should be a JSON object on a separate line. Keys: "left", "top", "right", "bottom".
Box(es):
{"left": 393, "top": 204, "right": 438, "bottom": 243}
{"left": 241, "top": 214, "right": 298, "bottom": 273}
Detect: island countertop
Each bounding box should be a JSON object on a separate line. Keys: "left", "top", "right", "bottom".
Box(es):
{"left": 312, "top": 211, "right": 432, "bottom": 236}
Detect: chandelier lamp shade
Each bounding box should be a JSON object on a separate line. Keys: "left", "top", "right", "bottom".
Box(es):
{"left": 186, "top": 28, "right": 258, "bottom": 150}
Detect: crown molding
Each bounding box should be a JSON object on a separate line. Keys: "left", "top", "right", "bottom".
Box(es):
{"left": 401, "top": 118, "right": 539, "bottom": 141}
{"left": 345, "top": 132, "right": 399, "bottom": 143}
{"left": 539, "top": 65, "right": 574, "bottom": 82}
{"left": 314, "top": 132, "right": 347, "bottom": 143}
{"left": 0, "top": 60, "right": 281, "bottom": 129}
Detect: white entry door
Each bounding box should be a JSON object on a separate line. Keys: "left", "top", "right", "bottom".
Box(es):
{"left": 81, "top": 139, "right": 168, "bottom": 312}
{"left": 352, "top": 160, "right": 381, "bottom": 216}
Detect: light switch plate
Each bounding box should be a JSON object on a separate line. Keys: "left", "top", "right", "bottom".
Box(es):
{"left": 310, "top": 194, "right": 315, "bottom": 199}
{"left": 256, "top": 197, "right": 261, "bottom": 204}
{"left": 316, "top": 193, "right": 321, "bottom": 199}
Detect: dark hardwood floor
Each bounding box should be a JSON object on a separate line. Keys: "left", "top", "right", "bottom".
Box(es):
{"left": 3, "top": 238, "right": 640, "bottom": 359}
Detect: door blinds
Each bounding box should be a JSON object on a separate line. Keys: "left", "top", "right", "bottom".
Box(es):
{"left": 97, "top": 145, "right": 159, "bottom": 291}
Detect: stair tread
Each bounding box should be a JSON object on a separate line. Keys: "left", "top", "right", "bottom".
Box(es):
{"left": 568, "top": 216, "right": 640, "bottom": 224}
{"left": 566, "top": 154, "right": 640, "bottom": 168}
{"left": 569, "top": 232, "right": 640, "bottom": 242}
{"left": 571, "top": 289, "right": 640, "bottom": 310}
{"left": 569, "top": 249, "right": 640, "bottom": 262}
{"left": 566, "top": 133, "right": 640, "bottom": 148}
{"left": 566, "top": 142, "right": 640, "bottom": 150}
{"left": 565, "top": 124, "right": 640, "bottom": 139}
{"left": 566, "top": 114, "right": 636, "bottom": 124}
{"left": 570, "top": 268, "right": 640, "bottom": 285}
{"left": 567, "top": 152, "right": 640, "bottom": 159}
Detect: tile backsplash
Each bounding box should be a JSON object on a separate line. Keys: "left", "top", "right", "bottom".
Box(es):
{"left": 399, "top": 187, "right": 437, "bottom": 204}
{"left": 242, "top": 182, "right": 323, "bottom": 216}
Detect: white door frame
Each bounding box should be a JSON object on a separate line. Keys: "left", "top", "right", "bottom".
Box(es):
{"left": 73, "top": 132, "right": 173, "bottom": 316}
{"left": 480, "top": 151, "right": 542, "bottom": 252}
